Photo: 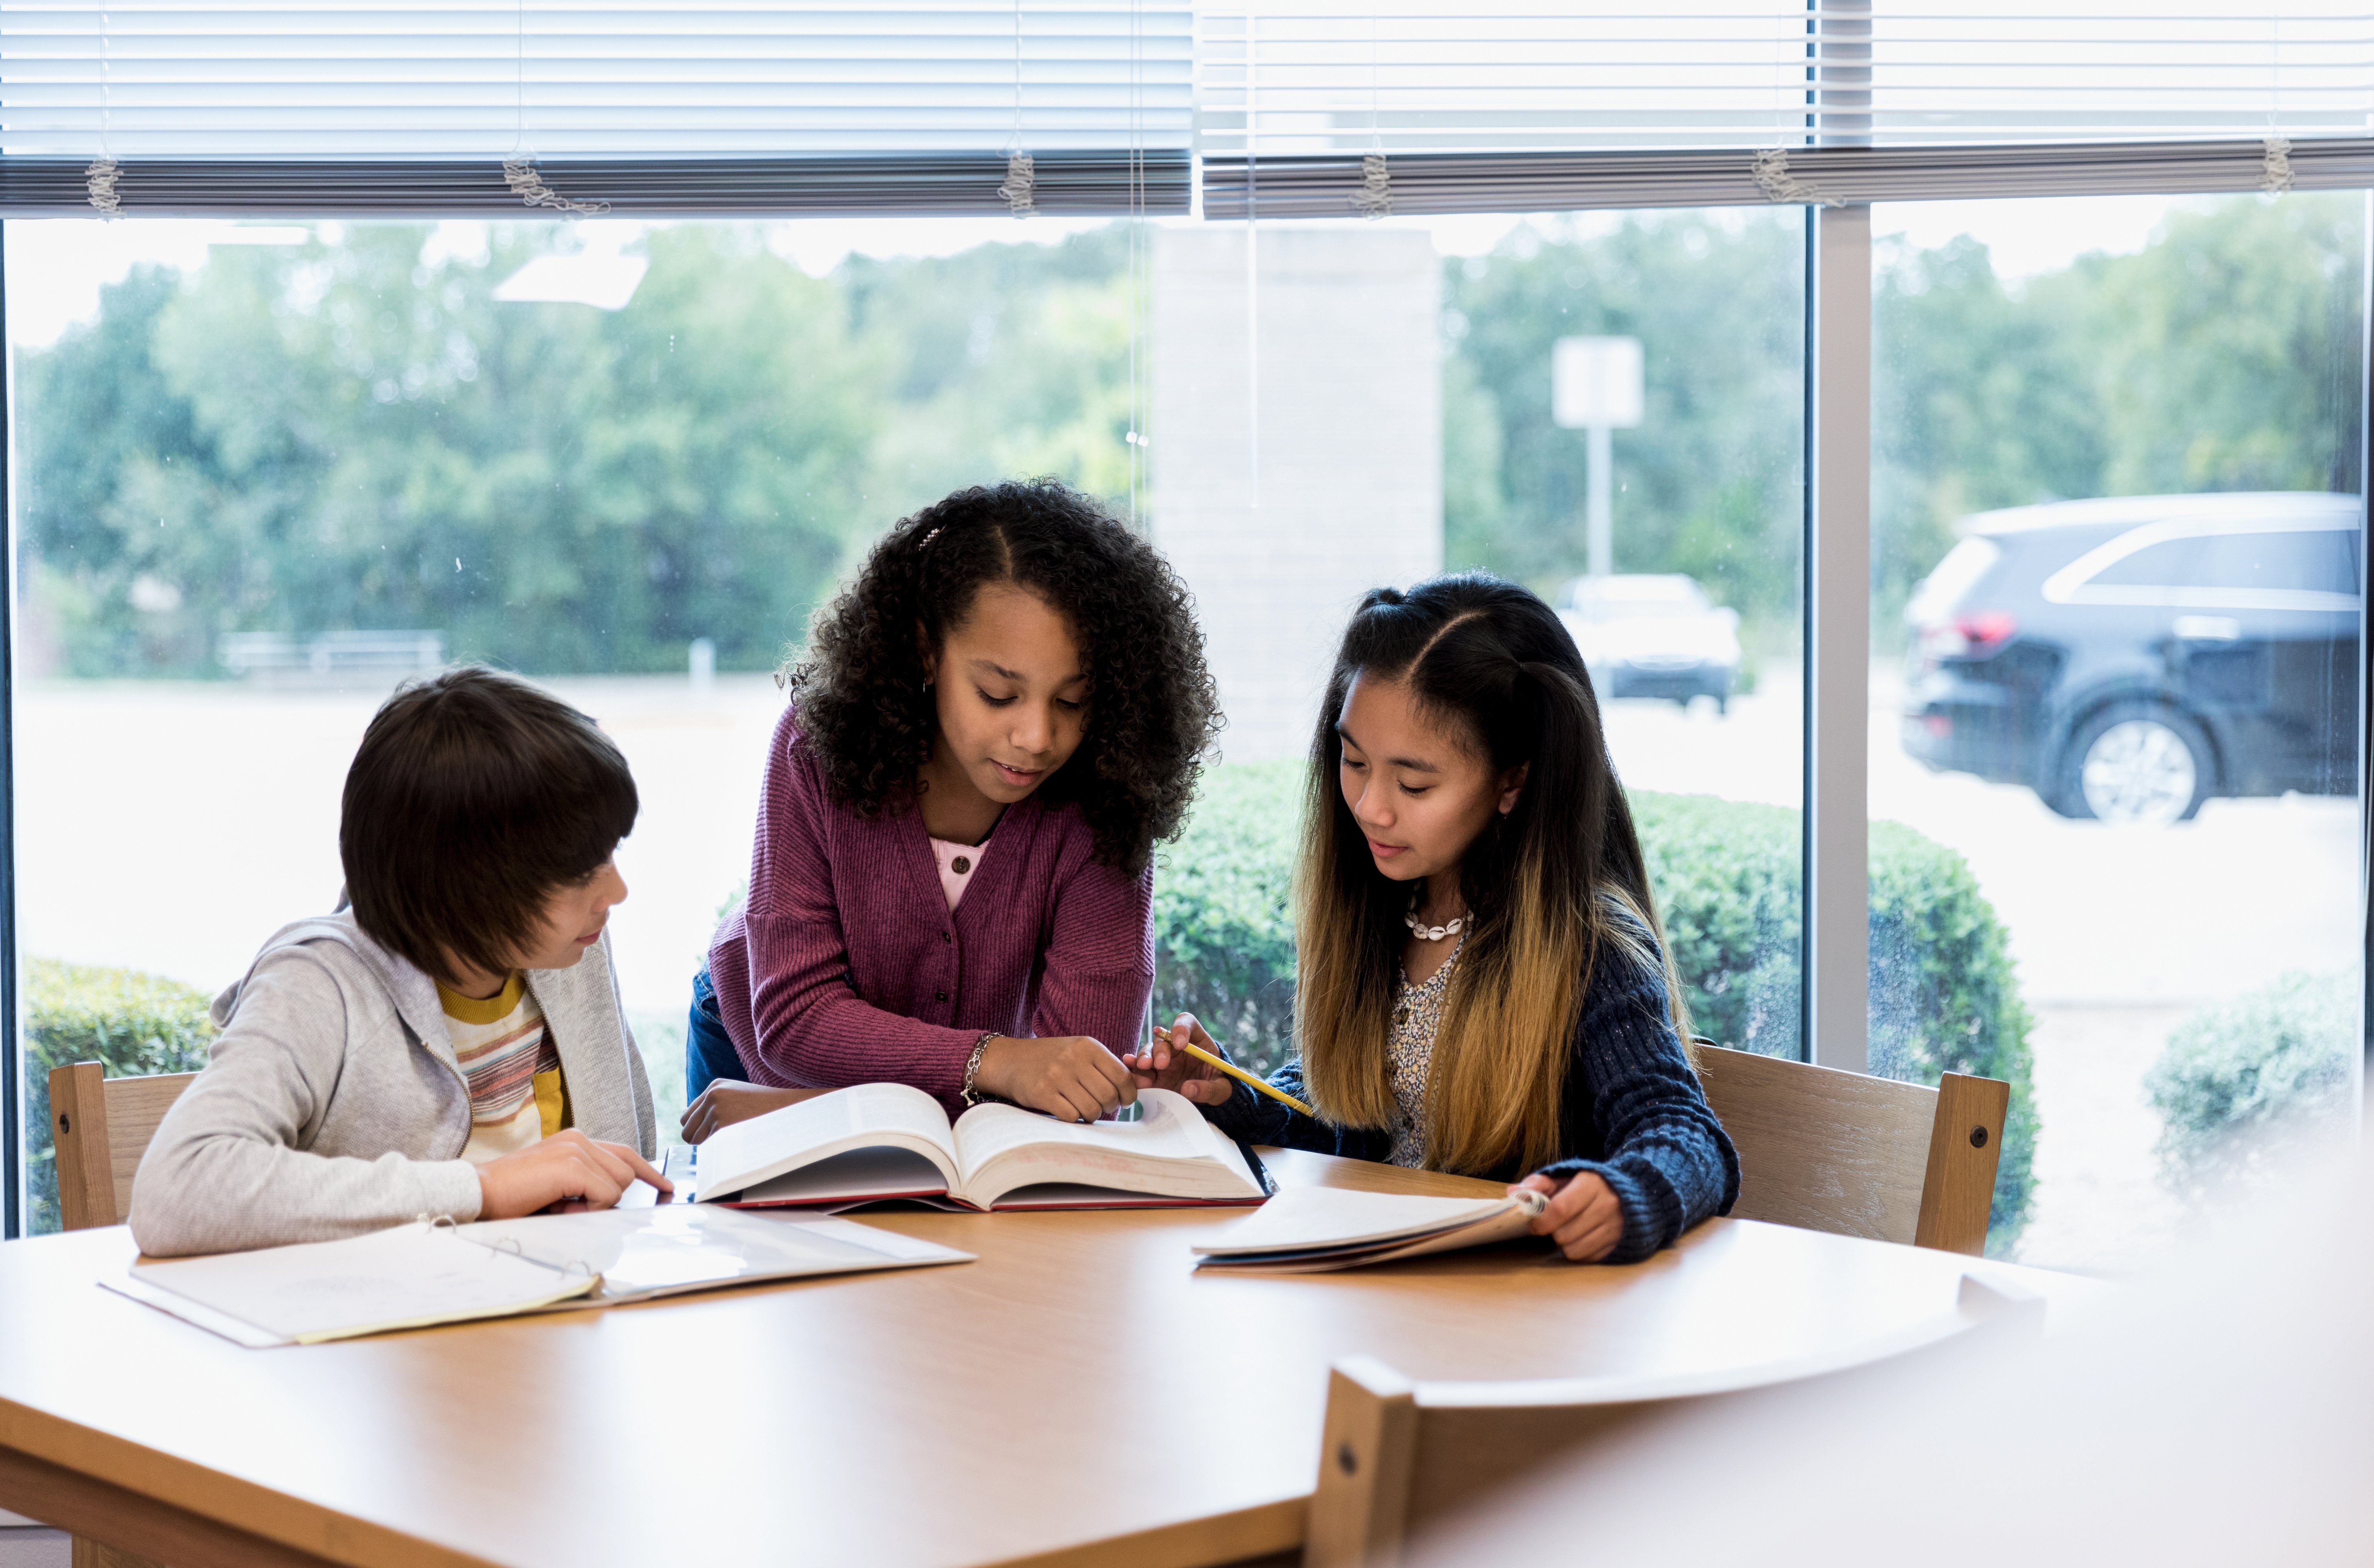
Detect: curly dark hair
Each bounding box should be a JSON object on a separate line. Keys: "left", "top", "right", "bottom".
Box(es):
{"left": 786, "top": 480, "right": 1220, "bottom": 877}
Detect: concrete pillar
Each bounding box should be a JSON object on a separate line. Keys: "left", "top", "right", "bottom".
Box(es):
{"left": 1152, "top": 225, "right": 1443, "bottom": 762}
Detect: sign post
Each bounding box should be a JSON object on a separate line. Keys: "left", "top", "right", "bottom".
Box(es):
{"left": 1551, "top": 336, "right": 1644, "bottom": 578}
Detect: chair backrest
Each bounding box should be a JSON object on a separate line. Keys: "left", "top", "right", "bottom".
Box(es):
{"left": 49, "top": 1061, "right": 198, "bottom": 1231}
{"left": 1694, "top": 1044, "right": 2008, "bottom": 1255}
{"left": 1303, "top": 1276, "right": 2042, "bottom": 1568}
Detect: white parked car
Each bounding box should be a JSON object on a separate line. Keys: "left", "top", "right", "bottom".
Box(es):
{"left": 1555, "top": 573, "right": 1742, "bottom": 713}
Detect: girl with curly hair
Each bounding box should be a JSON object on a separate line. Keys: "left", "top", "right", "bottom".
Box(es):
{"left": 681, "top": 480, "right": 1220, "bottom": 1135}
{"left": 1125, "top": 575, "right": 1737, "bottom": 1263}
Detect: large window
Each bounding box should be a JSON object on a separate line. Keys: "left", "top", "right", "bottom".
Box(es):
{"left": 1148, "top": 208, "right": 1805, "bottom": 1083}
{"left": 3, "top": 5, "right": 2366, "bottom": 1270}
{"left": 6, "top": 214, "right": 1146, "bottom": 1224}
{"left": 1872, "top": 192, "right": 2366, "bottom": 1269}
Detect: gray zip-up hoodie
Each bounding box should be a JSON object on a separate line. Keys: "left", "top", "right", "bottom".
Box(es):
{"left": 129, "top": 911, "right": 658, "bottom": 1258}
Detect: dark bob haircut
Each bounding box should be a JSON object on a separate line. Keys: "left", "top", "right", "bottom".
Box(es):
{"left": 787, "top": 479, "right": 1220, "bottom": 878}
{"left": 341, "top": 666, "right": 639, "bottom": 984}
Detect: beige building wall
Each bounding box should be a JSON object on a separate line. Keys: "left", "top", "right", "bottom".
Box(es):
{"left": 1152, "top": 225, "right": 1444, "bottom": 763}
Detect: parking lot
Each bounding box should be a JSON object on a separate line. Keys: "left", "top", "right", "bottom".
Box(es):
{"left": 18, "top": 664, "right": 2357, "bottom": 1272}
{"left": 1599, "top": 660, "right": 2359, "bottom": 1272}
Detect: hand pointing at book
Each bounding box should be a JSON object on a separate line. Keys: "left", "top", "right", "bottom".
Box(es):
{"left": 476, "top": 1130, "right": 671, "bottom": 1220}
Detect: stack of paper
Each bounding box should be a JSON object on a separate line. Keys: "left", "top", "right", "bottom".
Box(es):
{"left": 1193, "top": 1185, "right": 1551, "bottom": 1273}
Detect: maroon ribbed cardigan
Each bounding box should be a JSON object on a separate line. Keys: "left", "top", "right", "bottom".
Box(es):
{"left": 707, "top": 706, "right": 1156, "bottom": 1116}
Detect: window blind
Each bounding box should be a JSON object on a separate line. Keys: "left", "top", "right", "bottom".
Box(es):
{"left": 0, "top": 2, "right": 1191, "bottom": 213}
{"left": 1200, "top": 2, "right": 2369, "bottom": 158}
{"left": 1202, "top": 136, "right": 2374, "bottom": 217}
{"left": 1201, "top": 1, "right": 2374, "bottom": 217}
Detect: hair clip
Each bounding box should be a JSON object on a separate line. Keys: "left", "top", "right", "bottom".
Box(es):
{"left": 919, "top": 527, "right": 944, "bottom": 550}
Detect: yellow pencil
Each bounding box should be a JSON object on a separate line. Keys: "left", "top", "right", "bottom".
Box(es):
{"left": 1156, "top": 1032, "right": 1315, "bottom": 1117}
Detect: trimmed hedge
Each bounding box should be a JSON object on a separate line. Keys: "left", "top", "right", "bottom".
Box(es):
{"left": 1152, "top": 763, "right": 1302, "bottom": 1079}
{"left": 2145, "top": 971, "right": 2356, "bottom": 1203}
{"left": 1155, "top": 768, "right": 2039, "bottom": 1251}
{"left": 23, "top": 958, "right": 217, "bottom": 1234}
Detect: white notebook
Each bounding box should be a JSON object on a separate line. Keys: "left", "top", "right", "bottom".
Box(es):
{"left": 691, "top": 1083, "right": 1272, "bottom": 1210}
{"left": 1192, "top": 1185, "right": 1550, "bottom": 1273}
{"left": 113, "top": 1205, "right": 971, "bottom": 1347}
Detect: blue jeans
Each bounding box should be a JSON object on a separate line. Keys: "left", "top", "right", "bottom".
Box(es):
{"left": 684, "top": 968, "right": 747, "bottom": 1104}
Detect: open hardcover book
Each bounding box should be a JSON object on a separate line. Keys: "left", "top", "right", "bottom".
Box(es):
{"left": 1192, "top": 1184, "right": 1550, "bottom": 1272}
{"left": 689, "top": 1084, "right": 1274, "bottom": 1210}
{"left": 111, "top": 1206, "right": 971, "bottom": 1347}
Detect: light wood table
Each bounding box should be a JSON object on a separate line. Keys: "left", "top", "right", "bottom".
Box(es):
{"left": 0, "top": 1150, "right": 2094, "bottom": 1568}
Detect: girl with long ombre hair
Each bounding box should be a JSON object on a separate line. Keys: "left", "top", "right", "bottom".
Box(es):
{"left": 1125, "top": 574, "right": 1737, "bottom": 1262}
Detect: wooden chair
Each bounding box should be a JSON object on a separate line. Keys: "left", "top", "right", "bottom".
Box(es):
{"left": 1303, "top": 1275, "right": 2041, "bottom": 1568}
{"left": 48, "top": 1061, "right": 199, "bottom": 1231}
{"left": 1693, "top": 1043, "right": 2009, "bottom": 1256}
{"left": 47, "top": 1064, "right": 198, "bottom": 1568}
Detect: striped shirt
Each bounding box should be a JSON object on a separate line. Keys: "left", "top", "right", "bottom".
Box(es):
{"left": 437, "top": 972, "right": 567, "bottom": 1164}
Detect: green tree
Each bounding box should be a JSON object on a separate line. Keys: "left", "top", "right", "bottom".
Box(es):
{"left": 1441, "top": 211, "right": 1807, "bottom": 638}
{"left": 1871, "top": 193, "right": 2363, "bottom": 638}
{"left": 1872, "top": 233, "right": 2106, "bottom": 633}
{"left": 843, "top": 227, "right": 1144, "bottom": 523}
{"left": 2082, "top": 195, "right": 2364, "bottom": 499}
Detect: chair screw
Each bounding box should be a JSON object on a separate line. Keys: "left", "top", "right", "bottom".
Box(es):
{"left": 1336, "top": 1442, "right": 1358, "bottom": 1477}
{"left": 1969, "top": 1126, "right": 1989, "bottom": 1149}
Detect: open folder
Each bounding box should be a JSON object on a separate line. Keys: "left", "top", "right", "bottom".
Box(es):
{"left": 1193, "top": 1185, "right": 1552, "bottom": 1272}
{"left": 111, "top": 1205, "right": 972, "bottom": 1347}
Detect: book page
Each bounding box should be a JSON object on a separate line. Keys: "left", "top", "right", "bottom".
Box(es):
{"left": 693, "top": 1082, "right": 959, "bottom": 1201}
{"left": 950, "top": 1087, "right": 1215, "bottom": 1178}
{"left": 460, "top": 1204, "right": 968, "bottom": 1298}
{"left": 125, "top": 1222, "right": 594, "bottom": 1345}
{"left": 951, "top": 1089, "right": 1264, "bottom": 1206}
{"left": 720, "top": 1147, "right": 952, "bottom": 1207}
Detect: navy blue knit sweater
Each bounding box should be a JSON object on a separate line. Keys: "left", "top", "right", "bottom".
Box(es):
{"left": 1203, "top": 926, "right": 1739, "bottom": 1264}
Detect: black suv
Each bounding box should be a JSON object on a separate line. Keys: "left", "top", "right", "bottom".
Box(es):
{"left": 1901, "top": 493, "right": 2361, "bottom": 824}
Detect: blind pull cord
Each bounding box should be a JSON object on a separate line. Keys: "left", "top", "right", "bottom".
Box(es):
{"left": 1000, "top": 0, "right": 1034, "bottom": 216}
{"left": 86, "top": 8, "right": 118, "bottom": 215}
{"left": 85, "top": 158, "right": 122, "bottom": 216}
{"left": 502, "top": 156, "right": 610, "bottom": 217}
{"left": 504, "top": 0, "right": 605, "bottom": 216}
{"left": 1753, "top": 147, "right": 1845, "bottom": 208}
{"left": 1000, "top": 152, "right": 1038, "bottom": 216}
{"left": 1351, "top": 152, "right": 1392, "bottom": 218}
{"left": 2261, "top": 136, "right": 2293, "bottom": 195}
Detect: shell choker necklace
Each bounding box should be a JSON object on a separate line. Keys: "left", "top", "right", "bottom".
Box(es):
{"left": 1403, "top": 892, "right": 1466, "bottom": 943}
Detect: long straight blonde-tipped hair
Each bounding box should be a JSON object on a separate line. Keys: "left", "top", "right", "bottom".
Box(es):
{"left": 1294, "top": 575, "right": 1692, "bottom": 1177}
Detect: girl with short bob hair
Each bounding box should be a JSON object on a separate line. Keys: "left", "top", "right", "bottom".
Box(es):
{"left": 1127, "top": 575, "right": 1737, "bottom": 1262}
{"left": 132, "top": 667, "right": 667, "bottom": 1258}
{"left": 683, "top": 480, "right": 1220, "bottom": 1135}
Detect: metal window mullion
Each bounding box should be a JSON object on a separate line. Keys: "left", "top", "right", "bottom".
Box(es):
{"left": 1806, "top": 200, "right": 1872, "bottom": 1076}
{"left": 1, "top": 222, "right": 17, "bottom": 1239}
{"left": 2359, "top": 187, "right": 2372, "bottom": 1110}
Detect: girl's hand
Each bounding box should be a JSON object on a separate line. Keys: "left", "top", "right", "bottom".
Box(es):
{"left": 1120, "top": 1014, "right": 1237, "bottom": 1107}
{"left": 681, "top": 1080, "right": 829, "bottom": 1144}
{"left": 477, "top": 1129, "right": 671, "bottom": 1219}
{"left": 975, "top": 1035, "right": 1137, "bottom": 1122}
{"left": 1513, "top": 1170, "right": 1624, "bottom": 1263}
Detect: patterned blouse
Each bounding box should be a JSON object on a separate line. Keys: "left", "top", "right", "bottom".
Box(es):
{"left": 1385, "top": 937, "right": 1463, "bottom": 1168}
